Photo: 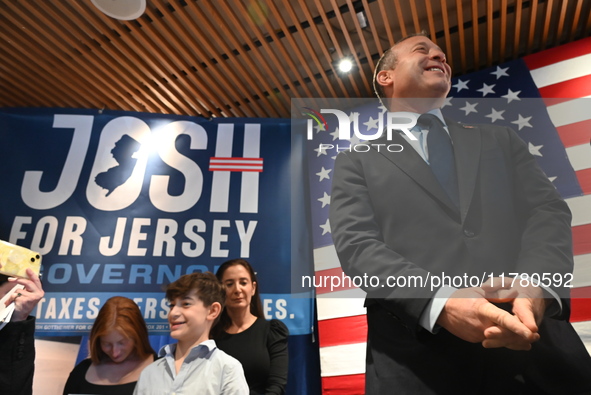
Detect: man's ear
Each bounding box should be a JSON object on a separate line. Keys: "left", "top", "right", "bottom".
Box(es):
{"left": 208, "top": 302, "right": 222, "bottom": 321}
{"left": 376, "top": 70, "right": 393, "bottom": 88}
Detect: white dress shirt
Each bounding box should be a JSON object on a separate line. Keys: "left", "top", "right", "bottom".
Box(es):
{"left": 134, "top": 339, "right": 248, "bottom": 395}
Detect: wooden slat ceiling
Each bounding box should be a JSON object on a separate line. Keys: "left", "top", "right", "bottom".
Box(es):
{"left": 1, "top": 0, "right": 590, "bottom": 118}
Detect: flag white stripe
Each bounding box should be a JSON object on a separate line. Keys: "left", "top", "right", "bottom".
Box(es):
{"left": 565, "top": 144, "right": 591, "bottom": 172}
{"left": 313, "top": 244, "right": 341, "bottom": 271}
{"left": 316, "top": 295, "right": 366, "bottom": 320}
{"left": 545, "top": 97, "right": 591, "bottom": 128}
{"left": 529, "top": 54, "right": 591, "bottom": 88}
{"left": 573, "top": 254, "right": 591, "bottom": 288}
{"left": 566, "top": 195, "right": 591, "bottom": 227}
{"left": 319, "top": 342, "right": 367, "bottom": 377}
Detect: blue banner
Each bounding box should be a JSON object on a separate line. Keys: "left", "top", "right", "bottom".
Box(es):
{"left": 0, "top": 108, "right": 313, "bottom": 337}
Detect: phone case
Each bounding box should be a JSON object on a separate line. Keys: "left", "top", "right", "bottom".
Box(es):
{"left": 0, "top": 240, "right": 42, "bottom": 279}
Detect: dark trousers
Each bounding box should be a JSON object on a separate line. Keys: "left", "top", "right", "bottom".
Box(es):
{"left": 365, "top": 303, "right": 591, "bottom": 395}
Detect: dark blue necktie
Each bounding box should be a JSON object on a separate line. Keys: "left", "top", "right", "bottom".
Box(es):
{"left": 418, "top": 114, "right": 459, "bottom": 208}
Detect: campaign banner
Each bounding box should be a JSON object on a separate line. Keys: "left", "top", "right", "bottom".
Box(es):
{"left": 0, "top": 107, "right": 312, "bottom": 336}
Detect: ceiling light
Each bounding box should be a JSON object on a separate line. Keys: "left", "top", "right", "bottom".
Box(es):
{"left": 91, "top": 0, "right": 146, "bottom": 21}
{"left": 356, "top": 11, "right": 368, "bottom": 29}
{"left": 338, "top": 58, "right": 354, "bottom": 73}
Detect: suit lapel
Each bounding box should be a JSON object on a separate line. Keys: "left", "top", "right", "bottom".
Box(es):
{"left": 447, "top": 119, "right": 481, "bottom": 222}
{"left": 370, "top": 131, "right": 460, "bottom": 219}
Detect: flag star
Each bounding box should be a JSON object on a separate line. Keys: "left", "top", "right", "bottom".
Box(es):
{"left": 485, "top": 108, "right": 505, "bottom": 122}
{"left": 313, "top": 122, "right": 326, "bottom": 133}
{"left": 511, "top": 114, "right": 532, "bottom": 130}
{"left": 453, "top": 79, "right": 470, "bottom": 92}
{"left": 548, "top": 176, "right": 557, "bottom": 183}
{"left": 319, "top": 218, "right": 331, "bottom": 235}
{"left": 316, "top": 167, "right": 332, "bottom": 181}
{"left": 477, "top": 83, "right": 496, "bottom": 96}
{"left": 528, "top": 142, "right": 543, "bottom": 156}
{"left": 349, "top": 134, "right": 363, "bottom": 146}
{"left": 314, "top": 144, "right": 329, "bottom": 157}
{"left": 318, "top": 192, "right": 331, "bottom": 208}
{"left": 502, "top": 89, "right": 521, "bottom": 103}
{"left": 459, "top": 101, "right": 478, "bottom": 115}
{"left": 330, "top": 127, "right": 340, "bottom": 141}
{"left": 442, "top": 97, "right": 453, "bottom": 108}
{"left": 363, "top": 116, "right": 380, "bottom": 131}
{"left": 490, "top": 66, "right": 509, "bottom": 79}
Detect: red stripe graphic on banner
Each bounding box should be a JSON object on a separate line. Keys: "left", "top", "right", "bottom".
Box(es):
{"left": 209, "top": 157, "right": 263, "bottom": 172}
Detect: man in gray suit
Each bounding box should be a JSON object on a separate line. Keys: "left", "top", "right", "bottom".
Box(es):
{"left": 329, "top": 33, "right": 591, "bottom": 394}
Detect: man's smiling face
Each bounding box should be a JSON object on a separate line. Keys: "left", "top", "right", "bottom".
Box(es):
{"left": 384, "top": 36, "right": 452, "bottom": 100}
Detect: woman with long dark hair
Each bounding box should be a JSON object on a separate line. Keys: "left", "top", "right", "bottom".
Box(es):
{"left": 214, "top": 259, "right": 288, "bottom": 395}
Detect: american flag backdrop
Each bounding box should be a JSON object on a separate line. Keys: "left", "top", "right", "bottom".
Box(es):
{"left": 305, "top": 36, "right": 591, "bottom": 394}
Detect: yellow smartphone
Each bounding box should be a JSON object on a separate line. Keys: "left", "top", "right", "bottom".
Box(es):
{"left": 0, "top": 240, "right": 42, "bottom": 279}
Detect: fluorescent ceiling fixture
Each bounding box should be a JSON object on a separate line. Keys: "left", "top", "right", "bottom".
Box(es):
{"left": 338, "top": 58, "right": 354, "bottom": 73}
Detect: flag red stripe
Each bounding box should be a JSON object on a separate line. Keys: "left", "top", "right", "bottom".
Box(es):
{"left": 556, "top": 119, "right": 591, "bottom": 148}
{"left": 571, "top": 286, "right": 591, "bottom": 298}
{"left": 318, "top": 315, "right": 367, "bottom": 347}
{"left": 538, "top": 74, "right": 591, "bottom": 100}
{"left": 571, "top": 299, "right": 591, "bottom": 322}
{"left": 314, "top": 267, "right": 358, "bottom": 295}
{"left": 571, "top": 285, "right": 591, "bottom": 322}
{"left": 524, "top": 37, "right": 591, "bottom": 70}
{"left": 573, "top": 223, "right": 591, "bottom": 256}
{"left": 322, "top": 374, "right": 365, "bottom": 395}
{"left": 576, "top": 169, "right": 591, "bottom": 195}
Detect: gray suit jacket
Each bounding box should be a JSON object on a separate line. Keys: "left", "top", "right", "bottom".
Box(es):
{"left": 329, "top": 119, "right": 590, "bottom": 394}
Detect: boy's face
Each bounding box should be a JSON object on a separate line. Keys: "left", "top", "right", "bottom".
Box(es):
{"left": 168, "top": 290, "right": 219, "bottom": 344}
